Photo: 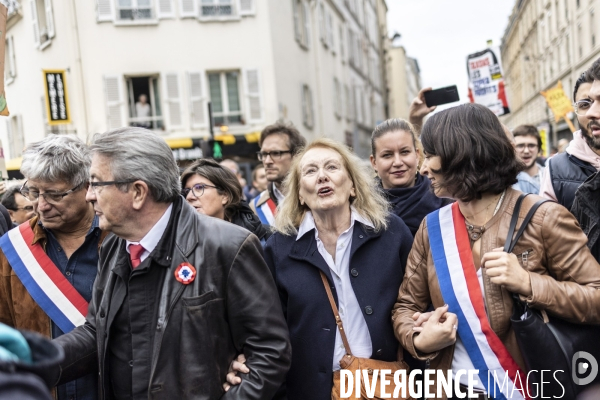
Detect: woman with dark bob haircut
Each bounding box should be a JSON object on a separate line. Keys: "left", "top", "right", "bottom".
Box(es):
{"left": 391, "top": 103, "right": 600, "bottom": 398}
{"left": 181, "top": 159, "right": 272, "bottom": 243}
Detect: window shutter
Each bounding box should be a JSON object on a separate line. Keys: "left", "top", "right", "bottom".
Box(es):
{"left": 104, "top": 75, "right": 125, "bottom": 130}
{"left": 318, "top": 3, "right": 325, "bottom": 44}
{"left": 292, "top": 0, "right": 301, "bottom": 42}
{"left": 179, "top": 0, "right": 197, "bottom": 18}
{"left": 326, "top": 11, "right": 333, "bottom": 48}
{"left": 96, "top": 0, "right": 114, "bottom": 21}
{"left": 30, "top": 0, "right": 40, "bottom": 47}
{"left": 187, "top": 71, "right": 206, "bottom": 128}
{"left": 44, "top": 0, "right": 55, "bottom": 38}
{"left": 157, "top": 0, "right": 175, "bottom": 18}
{"left": 164, "top": 72, "right": 183, "bottom": 130}
{"left": 302, "top": 1, "right": 310, "bottom": 46}
{"left": 8, "top": 36, "right": 16, "bottom": 79}
{"left": 243, "top": 68, "right": 263, "bottom": 124}
{"left": 239, "top": 0, "right": 254, "bottom": 16}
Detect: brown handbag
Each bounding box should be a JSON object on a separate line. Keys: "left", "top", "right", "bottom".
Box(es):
{"left": 320, "top": 272, "right": 412, "bottom": 400}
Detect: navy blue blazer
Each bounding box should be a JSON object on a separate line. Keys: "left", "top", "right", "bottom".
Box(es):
{"left": 263, "top": 214, "right": 413, "bottom": 400}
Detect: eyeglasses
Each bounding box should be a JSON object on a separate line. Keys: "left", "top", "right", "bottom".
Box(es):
{"left": 256, "top": 150, "right": 292, "bottom": 161}
{"left": 515, "top": 143, "right": 539, "bottom": 151}
{"left": 88, "top": 179, "right": 138, "bottom": 194}
{"left": 181, "top": 183, "right": 219, "bottom": 199}
{"left": 20, "top": 180, "right": 85, "bottom": 204}
{"left": 574, "top": 99, "right": 593, "bottom": 116}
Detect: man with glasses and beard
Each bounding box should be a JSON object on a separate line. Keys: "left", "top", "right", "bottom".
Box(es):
{"left": 570, "top": 59, "right": 600, "bottom": 265}
{"left": 0, "top": 135, "right": 107, "bottom": 400}
{"left": 250, "top": 122, "right": 306, "bottom": 225}
{"left": 540, "top": 58, "right": 600, "bottom": 210}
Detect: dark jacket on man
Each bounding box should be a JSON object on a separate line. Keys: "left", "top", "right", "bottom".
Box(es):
{"left": 548, "top": 152, "right": 596, "bottom": 210}
{"left": 571, "top": 171, "right": 600, "bottom": 262}
{"left": 263, "top": 214, "right": 413, "bottom": 400}
{"left": 54, "top": 197, "right": 291, "bottom": 400}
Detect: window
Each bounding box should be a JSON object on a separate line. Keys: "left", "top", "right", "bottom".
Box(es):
{"left": 293, "top": 0, "right": 310, "bottom": 48}
{"left": 592, "top": 9, "right": 596, "bottom": 48}
{"left": 345, "top": 84, "right": 353, "bottom": 121}
{"left": 327, "top": 11, "right": 334, "bottom": 51}
{"left": 201, "top": 0, "right": 234, "bottom": 18}
{"left": 208, "top": 71, "right": 242, "bottom": 125}
{"left": 5, "top": 37, "right": 16, "bottom": 84}
{"left": 126, "top": 76, "right": 164, "bottom": 129}
{"left": 319, "top": 3, "right": 326, "bottom": 46}
{"left": 302, "top": 84, "right": 314, "bottom": 129}
{"left": 31, "top": 0, "right": 55, "bottom": 49}
{"left": 116, "top": 0, "right": 153, "bottom": 20}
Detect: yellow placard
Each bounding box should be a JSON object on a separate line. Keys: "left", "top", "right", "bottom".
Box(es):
{"left": 43, "top": 70, "right": 71, "bottom": 125}
{"left": 540, "top": 81, "right": 574, "bottom": 122}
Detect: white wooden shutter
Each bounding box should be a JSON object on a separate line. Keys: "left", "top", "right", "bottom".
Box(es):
{"left": 243, "top": 68, "right": 263, "bottom": 124}
{"left": 30, "top": 0, "right": 40, "bottom": 47}
{"left": 326, "top": 10, "right": 333, "bottom": 48}
{"left": 104, "top": 75, "right": 125, "bottom": 130}
{"left": 44, "top": 0, "right": 55, "bottom": 38}
{"left": 179, "top": 0, "right": 197, "bottom": 17}
{"left": 164, "top": 72, "right": 183, "bottom": 130}
{"left": 96, "top": 0, "right": 114, "bottom": 21}
{"left": 239, "top": 0, "right": 254, "bottom": 16}
{"left": 318, "top": 3, "right": 325, "bottom": 44}
{"left": 187, "top": 71, "right": 206, "bottom": 128}
{"left": 8, "top": 36, "right": 16, "bottom": 79}
{"left": 302, "top": 1, "right": 310, "bottom": 46}
{"left": 157, "top": 0, "right": 175, "bottom": 18}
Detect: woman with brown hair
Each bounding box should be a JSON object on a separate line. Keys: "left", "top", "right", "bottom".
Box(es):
{"left": 181, "top": 159, "right": 271, "bottom": 243}
{"left": 392, "top": 103, "right": 600, "bottom": 399}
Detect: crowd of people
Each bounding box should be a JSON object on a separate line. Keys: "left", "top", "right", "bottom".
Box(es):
{"left": 1, "top": 57, "right": 600, "bottom": 400}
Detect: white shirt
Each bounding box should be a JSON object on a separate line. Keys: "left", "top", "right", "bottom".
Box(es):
{"left": 296, "top": 208, "right": 373, "bottom": 370}
{"left": 136, "top": 102, "right": 151, "bottom": 118}
{"left": 125, "top": 204, "right": 173, "bottom": 263}
{"left": 451, "top": 267, "right": 486, "bottom": 391}
{"left": 273, "top": 185, "right": 285, "bottom": 204}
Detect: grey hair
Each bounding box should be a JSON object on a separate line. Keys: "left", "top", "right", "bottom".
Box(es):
{"left": 89, "top": 127, "right": 181, "bottom": 203}
{"left": 20, "top": 135, "right": 90, "bottom": 186}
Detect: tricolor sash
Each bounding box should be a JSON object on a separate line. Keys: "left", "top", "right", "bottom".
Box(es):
{"left": 253, "top": 196, "right": 277, "bottom": 225}
{"left": 427, "top": 203, "right": 528, "bottom": 400}
{"left": 0, "top": 222, "right": 88, "bottom": 333}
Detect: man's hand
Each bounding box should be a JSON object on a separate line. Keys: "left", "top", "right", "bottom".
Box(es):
{"left": 408, "top": 87, "right": 437, "bottom": 132}
{"left": 482, "top": 247, "right": 532, "bottom": 296}
{"left": 223, "top": 353, "right": 249, "bottom": 392}
{"left": 412, "top": 305, "right": 457, "bottom": 354}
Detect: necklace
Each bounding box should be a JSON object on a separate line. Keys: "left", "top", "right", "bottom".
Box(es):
{"left": 465, "top": 190, "right": 506, "bottom": 241}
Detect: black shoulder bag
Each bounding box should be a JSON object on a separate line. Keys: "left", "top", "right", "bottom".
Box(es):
{"left": 505, "top": 194, "right": 600, "bottom": 398}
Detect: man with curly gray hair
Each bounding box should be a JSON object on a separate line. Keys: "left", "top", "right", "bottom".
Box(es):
{"left": 0, "top": 134, "right": 108, "bottom": 400}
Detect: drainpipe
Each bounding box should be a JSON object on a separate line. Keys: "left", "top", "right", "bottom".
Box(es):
{"left": 70, "top": 0, "right": 89, "bottom": 139}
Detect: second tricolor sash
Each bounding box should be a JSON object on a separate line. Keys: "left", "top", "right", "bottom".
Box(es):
{"left": 0, "top": 222, "right": 88, "bottom": 333}
{"left": 427, "top": 203, "right": 528, "bottom": 400}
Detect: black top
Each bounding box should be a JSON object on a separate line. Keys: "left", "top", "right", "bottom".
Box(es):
{"left": 381, "top": 173, "right": 452, "bottom": 236}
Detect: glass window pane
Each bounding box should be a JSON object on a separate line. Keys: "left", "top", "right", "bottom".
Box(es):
{"left": 226, "top": 72, "right": 240, "bottom": 112}
{"left": 208, "top": 73, "right": 223, "bottom": 113}
{"left": 118, "top": 0, "right": 132, "bottom": 7}
{"left": 138, "top": 0, "right": 151, "bottom": 6}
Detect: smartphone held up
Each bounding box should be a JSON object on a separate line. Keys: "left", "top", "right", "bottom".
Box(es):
{"left": 424, "top": 85, "right": 460, "bottom": 108}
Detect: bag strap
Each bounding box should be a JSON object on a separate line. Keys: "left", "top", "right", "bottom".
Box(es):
{"left": 503, "top": 194, "right": 550, "bottom": 315}
{"left": 504, "top": 194, "right": 550, "bottom": 253}
{"left": 319, "top": 271, "right": 353, "bottom": 356}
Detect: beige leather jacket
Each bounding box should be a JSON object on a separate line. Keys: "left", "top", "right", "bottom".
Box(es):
{"left": 392, "top": 188, "right": 600, "bottom": 398}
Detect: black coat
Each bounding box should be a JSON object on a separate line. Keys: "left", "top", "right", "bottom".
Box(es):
{"left": 54, "top": 197, "right": 291, "bottom": 399}
{"left": 263, "top": 214, "right": 413, "bottom": 400}
{"left": 381, "top": 174, "right": 452, "bottom": 237}
{"left": 571, "top": 171, "right": 600, "bottom": 262}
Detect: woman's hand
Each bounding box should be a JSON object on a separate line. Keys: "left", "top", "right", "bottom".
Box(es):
{"left": 413, "top": 305, "right": 458, "bottom": 354}
{"left": 223, "top": 354, "right": 249, "bottom": 392}
{"left": 482, "top": 247, "right": 533, "bottom": 297}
